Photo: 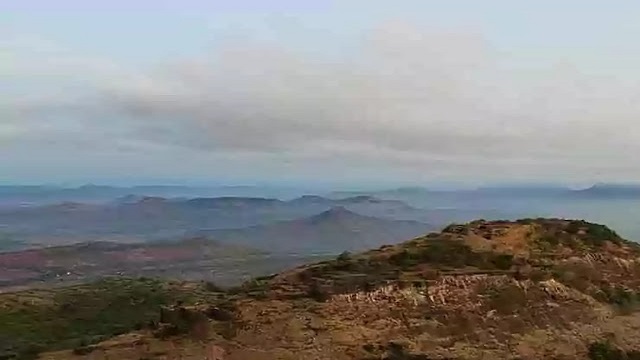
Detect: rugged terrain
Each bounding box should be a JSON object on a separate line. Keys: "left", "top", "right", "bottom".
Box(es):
{"left": 6, "top": 218, "right": 640, "bottom": 359}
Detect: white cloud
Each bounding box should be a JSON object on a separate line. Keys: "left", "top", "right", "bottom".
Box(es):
{"left": 2, "top": 22, "right": 640, "bottom": 182}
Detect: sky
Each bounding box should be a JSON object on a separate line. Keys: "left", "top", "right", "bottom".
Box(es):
{"left": 2, "top": 0, "right": 640, "bottom": 186}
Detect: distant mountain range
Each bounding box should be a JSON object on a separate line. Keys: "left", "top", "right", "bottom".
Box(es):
{"left": 0, "top": 195, "right": 440, "bottom": 251}
{"left": 193, "top": 207, "right": 433, "bottom": 254}
{"left": 2, "top": 183, "right": 639, "bottom": 208}
{"left": 2, "top": 184, "right": 639, "bottom": 254}
{"left": 0, "top": 184, "right": 311, "bottom": 207}
{"left": 331, "top": 183, "right": 640, "bottom": 199}
{"left": 570, "top": 183, "right": 640, "bottom": 198}
{"left": 0, "top": 206, "right": 432, "bottom": 289}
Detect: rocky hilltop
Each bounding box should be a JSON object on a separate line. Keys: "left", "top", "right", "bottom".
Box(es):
{"left": 31, "top": 219, "right": 640, "bottom": 359}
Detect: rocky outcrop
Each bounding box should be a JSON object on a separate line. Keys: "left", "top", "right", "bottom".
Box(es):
{"left": 39, "top": 219, "right": 640, "bottom": 360}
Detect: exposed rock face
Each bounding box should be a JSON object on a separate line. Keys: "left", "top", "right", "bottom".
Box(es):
{"left": 40, "top": 219, "right": 640, "bottom": 360}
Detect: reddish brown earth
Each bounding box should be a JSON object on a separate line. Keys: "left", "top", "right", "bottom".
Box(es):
{"left": 0, "top": 238, "right": 256, "bottom": 290}
{"left": 35, "top": 218, "right": 640, "bottom": 360}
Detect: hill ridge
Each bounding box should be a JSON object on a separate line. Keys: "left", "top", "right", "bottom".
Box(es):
{"left": 14, "top": 218, "right": 640, "bottom": 360}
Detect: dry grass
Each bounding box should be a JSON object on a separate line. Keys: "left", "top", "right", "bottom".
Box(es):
{"left": 31, "top": 219, "right": 640, "bottom": 360}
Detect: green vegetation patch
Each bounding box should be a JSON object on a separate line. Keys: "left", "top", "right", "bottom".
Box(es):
{"left": 0, "top": 277, "right": 212, "bottom": 359}
{"left": 389, "top": 240, "right": 514, "bottom": 271}
{"left": 361, "top": 342, "right": 439, "bottom": 360}
{"left": 289, "top": 239, "right": 520, "bottom": 300}
{"left": 484, "top": 283, "right": 529, "bottom": 315}
{"left": 588, "top": 340, "right": 640, "bottom": 360}
{"left": 570, "top": 221, "right": 622, "bottom": 245}
{"left": 595, "top": 285, "right": 640, "bottom": 314}
{"left": 535, "top": 220, "right": 623, "bottom": 251}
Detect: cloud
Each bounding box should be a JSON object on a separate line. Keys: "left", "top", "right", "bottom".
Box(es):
{"left": 3, "top": 22, "right": 640, "bottom": 182}
{"left": 102, "top": 24, "right": 500, "bottom": 152}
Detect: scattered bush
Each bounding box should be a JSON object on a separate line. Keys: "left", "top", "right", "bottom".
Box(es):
{"left": 0, "top": 352, "right": 18, "bottom": 360}
{"left": 337, "top": 251, "right": 353, "bottom": 262}
{"left": 204, "top": 281, "right": 224, "bottom": 292}
{"left": 10, "top": 343, "right": 44, "bottom": 360}
{"left": 589, "top": 341, "right": 628, "bottom": 360}
{"left": 307, "top": 282, "right": 330, "bottom": 302}
{"left": 363, "top": 344, "right": 376, "bottom": 353}
{"left": 72, "top": 345, "right": 96, "bottom": 356}
{"left": 553, "top": 262, "right": 601, "bottom": 294}
{"left": 528, "top": 269, "right": 552, "bottom": 282}
{"left": 597, "top": 286, "right": 640, "bottom": 314}
{"left": 418, "top": 241, "right": 476, "bottom": 268}
{"left": 534, "top": 220, "right": 622, "bottom": 251}
{"left": 486, "top": 284, "right": 528, "bottom": 315}
{"left": 389, "top": 250, "right": 420, "bottom": 269}
{"left": 205, "top": 307, "right": 234, "bottom": 322}
{"left": 152, "top": 324, "right": 182, "bottom": 339}
{"left": 0, "top": 278, "right": 213, "bottom": 357}
{"left": 537, "top": 233, "right": 560, "bottom": 247}
{"left": 441, "top": 224, "right": 469, "bottom": 235}
{"left": 389, "top": 240, "right": 516, "bottom": 272}
{"left": 583, "top": 223, "right": 621, "bottom": 245}
{"left": 384, "top": 342, "right": 433, "bottom": 360}
{"left": 491, "top": 254, "right": 514, "bottom": 270}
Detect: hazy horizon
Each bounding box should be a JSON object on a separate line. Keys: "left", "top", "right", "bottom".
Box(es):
{"left": 1, "top": 180, "right": 636, "bottom": 191}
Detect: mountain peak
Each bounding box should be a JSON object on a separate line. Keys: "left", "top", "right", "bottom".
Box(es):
{"left": 309, "top": 206, "right": 360, "bottom": 222}
{"left": 288, "top": 195, "right": 331, "bottom": 204}
{"left": 267, "top": 218, "right": 636, "bottom": 297}
{"left": 154, "top": 218, "right": 639, "bottom": 360}
{"left": 574, "top": 183, "right": 640, "bottom": 197}
{"left": 337, "top": 195, "right": 379, "bottom": 203}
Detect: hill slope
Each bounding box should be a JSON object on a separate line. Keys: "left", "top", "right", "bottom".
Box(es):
{"left": 0, "top": 238, "right": 261, "bottom": 290}
{"left": 0, "top": 278, "right": 222, "bottom": 360}
{"left": 26, "top": 219, "right": 640, "bottom": 359}
{"left": 194, "top": 207, "right": 433, "bottom": 254}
